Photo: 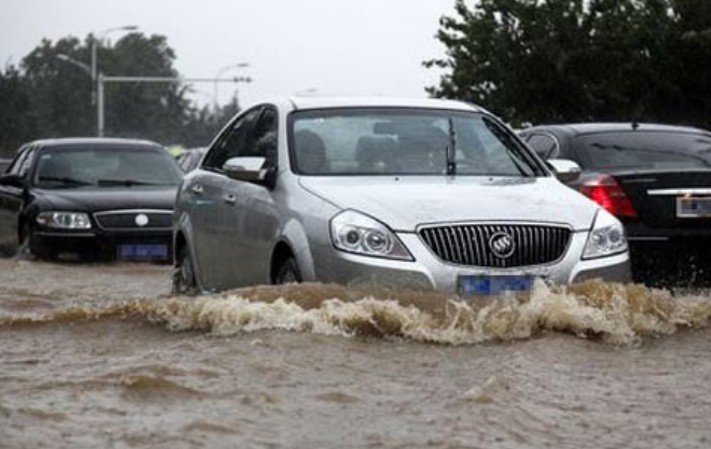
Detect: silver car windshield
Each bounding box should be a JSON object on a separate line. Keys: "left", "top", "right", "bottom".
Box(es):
{"left": 290, "top": 108, "right": 543, "bottom": 176}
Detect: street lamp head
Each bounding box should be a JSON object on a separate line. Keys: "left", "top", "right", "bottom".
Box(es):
{"left": 56, "top": 54, "right": 92, "bottom": 76}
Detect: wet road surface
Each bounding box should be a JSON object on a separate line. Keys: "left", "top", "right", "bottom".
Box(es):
{"left": 1, "top": 259, "right": 711, "bottom": 448}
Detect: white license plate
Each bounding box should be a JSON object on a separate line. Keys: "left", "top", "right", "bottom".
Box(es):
{"left": 458, "top": 275, "right": 534, "bottom": 297}
{"left": 677, "top": 196, "right": 711, "bottom": 218}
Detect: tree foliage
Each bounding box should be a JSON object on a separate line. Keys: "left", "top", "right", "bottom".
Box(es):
{"left": 0, "top": 32, "right": 240, "bottom": 156}
{"left": 426, "top": 0, "right": 711, "bottom": 128}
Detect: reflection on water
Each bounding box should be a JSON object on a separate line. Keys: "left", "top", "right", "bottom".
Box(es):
{"left": 1, "top": 259, "right": 711, "bottom": 448}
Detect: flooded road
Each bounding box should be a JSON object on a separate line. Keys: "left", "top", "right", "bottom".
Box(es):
{"left": 1, "top": 259, "right": 711, "bottom": 448}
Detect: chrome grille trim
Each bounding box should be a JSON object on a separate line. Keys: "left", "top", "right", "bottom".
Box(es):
{"left": 93, "top": 209, "right": 173, "bottom": 231}
{"left": 418, "top": 222, "right": 572, "bottom": 268}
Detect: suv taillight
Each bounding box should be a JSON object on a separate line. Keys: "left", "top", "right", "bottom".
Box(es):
{"left": 579, "top": 175, "right": 638, "bottom": 219}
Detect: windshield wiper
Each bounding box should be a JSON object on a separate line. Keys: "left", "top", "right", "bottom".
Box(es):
{"left": 447, "top": 117, "right": 457, "bottom": 175}
{"left": 97, "top": 179, "right": 163, "bottom": 186}
{"left": 38, "top": 176, "right": 93, "bottom": 187}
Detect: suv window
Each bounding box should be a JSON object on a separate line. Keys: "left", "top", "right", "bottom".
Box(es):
{"left": 526, "top": 134, "right": 559, "bottom": 159}
{"left": 203, "top": 107, "right": 261, "bottom": 170}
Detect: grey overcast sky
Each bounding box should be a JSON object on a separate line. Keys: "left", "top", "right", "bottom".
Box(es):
{"left": 0, "top": 0, "right": 455, "bottom": 108}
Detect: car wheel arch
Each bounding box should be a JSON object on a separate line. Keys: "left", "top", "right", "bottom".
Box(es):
{"left": 270, "top": 220, "right": 316, "bottom": 283}
{"left": 173, "top": 215, "right": 203, "bottom": 291}
{"left": 270, "top": 241, "right": 297, "bottom": 283}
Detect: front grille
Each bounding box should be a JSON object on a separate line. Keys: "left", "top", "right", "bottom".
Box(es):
{"left": 94, "top": 210, "right": 173, "bottom": 231}
{"left": 418, "top": 223, "right": 572, "bottom": 268}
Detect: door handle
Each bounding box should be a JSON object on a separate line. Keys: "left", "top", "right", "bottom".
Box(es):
{"left": 222, "top": 193, "right": 237, "bottom": 205}
{"left": 191, "top": 184, "right": 204, "bottom": 194}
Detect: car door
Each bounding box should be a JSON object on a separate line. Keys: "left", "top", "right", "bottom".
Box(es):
{"left": 0, "top": 146, "right": 33, "bottom": 255}
{"left": 189, "top": 107, "right": 261, "bottom": 290}
{"left": 219, "top": 105, "right": 281, "bottom": 287}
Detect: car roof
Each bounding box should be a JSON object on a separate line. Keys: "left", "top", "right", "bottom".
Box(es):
{"left": 279, "top": 96, "right": 484, "bottom": 113}
{"left": 25, "top": 137, "right": 164, "bottom": 149}
{"left": 524, "top": 122, "right": 710, "bottom": 136}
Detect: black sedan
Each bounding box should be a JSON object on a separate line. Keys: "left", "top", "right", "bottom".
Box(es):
{"left": 520, "top": 123, "right": 711, "bottom": 287}
{"left": 0, "top": 138, "right": 184, "bottom": 262}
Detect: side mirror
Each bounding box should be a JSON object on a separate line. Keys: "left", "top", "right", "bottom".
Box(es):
{"left": 223, "top": 157, "right": 275, "bottom": 188}
{"left": 0, "top": 173, "right": 25, "bottom": 188}
{"left": 547, "top": 159, "right": 581, "bottom": 183}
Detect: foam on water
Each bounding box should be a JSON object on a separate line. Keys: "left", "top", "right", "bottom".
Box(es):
{"left": 4, "top": 280, "right": 709, "bottom": 346}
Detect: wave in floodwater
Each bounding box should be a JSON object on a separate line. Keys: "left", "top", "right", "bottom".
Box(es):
{"left": 2, "top": 280, "right": 711, "bottom": 346}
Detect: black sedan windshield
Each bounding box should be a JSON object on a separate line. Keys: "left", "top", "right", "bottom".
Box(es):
{"left": 576, "top": 131, "right": 711, "bottom": 170}
{"left": 34, "top": 146, "right": 184, "bottom": 188}
{"left": 290, "top": 108, "right": 543, "bottom": 176}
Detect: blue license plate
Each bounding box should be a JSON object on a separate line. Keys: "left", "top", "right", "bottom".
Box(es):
{"left": 458, "top": 275, "right": 534, "bottom": 297}
{"left": 118, "top": 244, "right": 168, "bottom": 260}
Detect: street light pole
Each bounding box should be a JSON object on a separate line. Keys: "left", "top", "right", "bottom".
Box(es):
{"left": 90, "top": 25, "right": 138, "bottom": 82}
{"left": 97, "top": 73, "right": 105, "bottom": 137}
{"left": 213, "top": 62, "right": 250, "bottom": 110}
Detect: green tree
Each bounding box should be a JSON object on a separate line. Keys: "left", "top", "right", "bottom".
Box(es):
{"left": 0, "top": 64, "right": 36, "bottom": 156}
{"left": 426, "top": 0, "right": 711, "bottom": 129}
{"left": 99, "top": 33, "right": 192, "bottom": 143}
{"left": 21, "top": 36, "right": 94, "bottom": 138}
{"left": 4, "top": 32, "right": 237, "bottom": 150}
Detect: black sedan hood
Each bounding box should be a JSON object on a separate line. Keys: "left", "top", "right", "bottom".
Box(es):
{"left": 34, "top": 186, "right": 178, "bottom": 212}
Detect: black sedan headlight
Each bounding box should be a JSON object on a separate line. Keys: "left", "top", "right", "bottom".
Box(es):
{"left": 36, "top": 211, "right": 92, "bottom": 229}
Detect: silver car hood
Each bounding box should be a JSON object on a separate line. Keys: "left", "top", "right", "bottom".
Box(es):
{"left": 299, "top": 176, "right": 598, "bottom": 231}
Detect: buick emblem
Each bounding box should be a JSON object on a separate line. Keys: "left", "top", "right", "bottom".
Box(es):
{"left": 488, "top": 232, "right": 515, "bottom": 259}
{"left": 135, "top": 213, "right": 149, "bottom": 227}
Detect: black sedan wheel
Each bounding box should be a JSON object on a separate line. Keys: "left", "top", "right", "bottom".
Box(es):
{"left": 17, "top": 223, "right": 54, "bottom": 261}
{"left": 172, "top": 245, "right": 198, "bottom": 295}
{"left": 275, "top": 257, "right": 302, "bottom": 284}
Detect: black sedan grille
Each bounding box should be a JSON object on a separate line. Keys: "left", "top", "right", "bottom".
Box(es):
{"left": 94, "top": 210, "right": 173, "bottom": 231}
{"left": 418, "top": 223, "right": 572, "bottom": 268}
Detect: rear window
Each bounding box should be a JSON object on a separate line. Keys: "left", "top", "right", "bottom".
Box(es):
{"left": 576, "top": 131, "right": 711, "bottom": 170}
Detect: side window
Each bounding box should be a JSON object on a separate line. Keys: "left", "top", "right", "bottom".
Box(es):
{"left": 203, "top": 108, "right": 261, "bottom": 170}
{"left": 252, "top": 107, "right": 278, "bottom": 166}
{"left": 526, "top": 134, "right": 559, "bottom": 159}
{"left": 7, "top": 146, "right": 32, "bottom": 176}
{"left": 18, "top": 148, "right": 36, "bottom": 177}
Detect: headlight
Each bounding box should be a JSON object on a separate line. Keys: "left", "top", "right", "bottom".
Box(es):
{"left": 36, "top": 211, "right": 92, "bottom": 229}
{"left": 330, "top": 210, "right": 412, "bottom": 261}
{"left": 582, "top": 209, "right": 628, "bottom": 259}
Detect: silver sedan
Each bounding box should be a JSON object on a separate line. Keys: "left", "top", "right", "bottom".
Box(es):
{"left": 172, "top": 97, "right": 630, "bottom": 295}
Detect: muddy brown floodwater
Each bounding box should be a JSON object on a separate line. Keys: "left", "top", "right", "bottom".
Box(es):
{"left": 1, "top": 259, "right": 711, "bottom": 449}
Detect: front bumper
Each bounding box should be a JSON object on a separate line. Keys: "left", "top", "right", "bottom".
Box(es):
{"left": 32, "top": 228, "right": 172, "bottom": 261}
{"left": 313, "top": 231, "right": 631, "bottom": 293}
{"left": 626, "top": 235, "right": 711, "bottom": 287}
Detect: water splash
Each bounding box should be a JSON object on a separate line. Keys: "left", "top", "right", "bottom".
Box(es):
{"left": 3, "top": 280, "right": 711, "bottom": 346}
